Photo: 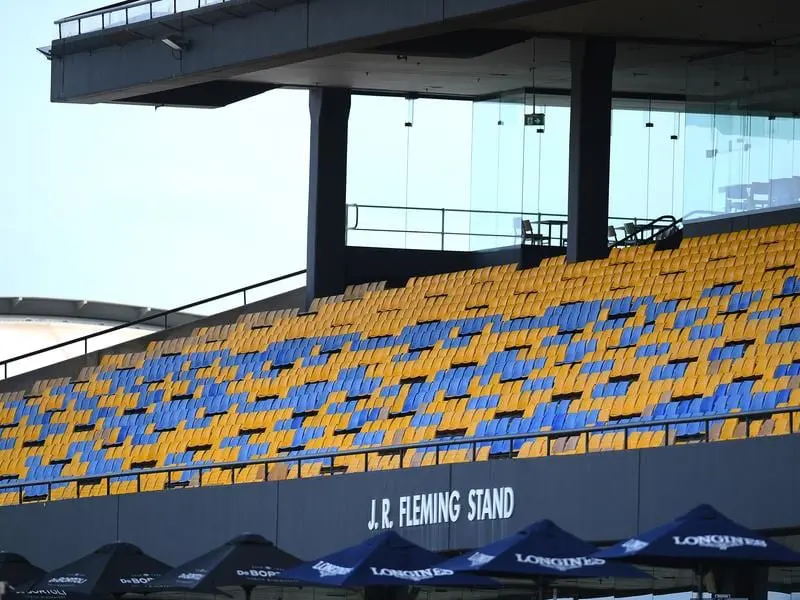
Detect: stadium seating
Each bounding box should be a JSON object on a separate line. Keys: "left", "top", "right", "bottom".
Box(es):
{"left": 1, "top": 223, "right": 799, "bottom": 503}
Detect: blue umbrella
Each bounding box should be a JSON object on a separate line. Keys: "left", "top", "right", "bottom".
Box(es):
{"left": 282, "top": 531, "right": 497, "bottom": 588}
{"left": 147, "top": 534, "right": 301, "bottom": 598}
{"left": 438, "top": 519, "right": 648, "bottom": 579}
{"left": 595, "top": 504, "right": 800, "bottom": 567}
{"left": 0, "top": 553, "right": 45, "bottom": 588}
{"left": 20, "top": 542, "right": 170, "bottom": 599}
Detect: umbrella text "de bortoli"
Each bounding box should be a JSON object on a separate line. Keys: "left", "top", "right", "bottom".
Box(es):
{"left": 368, "top": 487, "right": 515, "bottom": 531}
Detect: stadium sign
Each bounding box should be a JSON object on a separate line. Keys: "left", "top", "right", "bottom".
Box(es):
{"left": 367, "top": 486, "right": 514, "bottom": 531}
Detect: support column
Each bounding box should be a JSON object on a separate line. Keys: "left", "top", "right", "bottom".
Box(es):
{"left": 566, "top": 37, "right": 616, "bottom": 263}
{"left": 307, "top": 87, "right": 351, "bottom": 306}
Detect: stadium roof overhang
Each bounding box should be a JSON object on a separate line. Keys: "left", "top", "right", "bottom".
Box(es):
{"left": 0, "top": 297, "right": 200, "bottom": 329}
{"left": 47, "top": 0, "right": 800, "bottom": 112}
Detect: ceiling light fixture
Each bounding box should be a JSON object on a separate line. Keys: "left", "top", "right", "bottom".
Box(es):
{"left": 161, "top": 35, "right": 191, "bottom": 52}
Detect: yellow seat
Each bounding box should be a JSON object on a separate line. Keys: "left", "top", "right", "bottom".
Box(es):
{"left": 0, "top": 224, "right": 796, "bottom": 502}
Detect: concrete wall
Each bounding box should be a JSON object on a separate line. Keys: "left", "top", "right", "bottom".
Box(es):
{"left": 2, "top": 433, "right": 798, "bottom": 568}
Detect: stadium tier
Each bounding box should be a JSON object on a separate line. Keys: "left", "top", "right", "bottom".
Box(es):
{"left": 2, "top": 224, "right": 800, "bottom": 503}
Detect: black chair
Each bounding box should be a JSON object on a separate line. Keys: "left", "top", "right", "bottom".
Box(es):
{"left": 623, "top": 222, "right": 640, "bottom": 245}
{"left": 607, "top": 225, "right": 618, "bottom": 246}
{"left": 521, "top": 219, "right": 548, "bottom": 246}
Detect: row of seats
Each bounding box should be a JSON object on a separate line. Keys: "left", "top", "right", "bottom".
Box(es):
{"left": 0, "top": 223, "right": 798, "bottom": 503}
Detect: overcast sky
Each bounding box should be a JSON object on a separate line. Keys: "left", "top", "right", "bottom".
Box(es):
{"left": 0, "top": 1, "right": 310, "bottom": 310}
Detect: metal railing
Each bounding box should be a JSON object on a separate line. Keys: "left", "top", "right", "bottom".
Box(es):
{"left": 0, "top": 270, "right": 306, "bottom": 381}
{"left": 683, "top": 210, "right": 726, "bottom": 221}
{"left": 611, "top": 215, "right": 680, "bottom": 248}
{"left": 2, "top": 407, "right": 796, "bottom": 505}
{"left": 346, "top": 204, "right": 651, "bottom": 250}
{"left": 55, "top": 0, "right": 233, "bottom": 39}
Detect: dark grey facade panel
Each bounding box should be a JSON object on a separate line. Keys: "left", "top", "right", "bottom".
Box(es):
{"left": 344, "top": 246, "right": 526, "bottom": 289}
{"left": 448, "top": 451, "right": 641, "bottom": 550}
{"left": 1, "top": 436, "right": 798, "bottom": 570}
{"left": 637, "top": 436, "right": 800, "bottom": 533}
{"left": 276, "top": 465, "right": 453, "bottom": 557}
{"left": 308, "top": 0, "right": 446, "bottom": 48}
{"left": 116, "top": 483, "right": 280, "bottom": 565}
{"left": 1, "top": 496, "right": 119, "bottom": 569}
{"left": 442, "top": 0, "right": 588, "bottom": 19}
{"left": 185, "top": 3, "right": 310, "bottom": 74}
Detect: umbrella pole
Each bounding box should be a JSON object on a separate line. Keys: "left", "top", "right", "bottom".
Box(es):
{"left": 697, "top": 563, "right": 704, "bottom": 600}
{"left": 243, "top": 585, "right": 255, "bottom": 600}
{"left": 538, "top": 576, "right": 544, "bottom": 600}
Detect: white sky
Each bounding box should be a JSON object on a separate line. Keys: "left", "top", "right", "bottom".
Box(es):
{"left": 0, "top": 1, "right": 309, "bottom": 309}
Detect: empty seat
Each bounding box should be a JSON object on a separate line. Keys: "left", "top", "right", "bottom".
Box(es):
{"left": 0, "top": 224, "right": 797, "bottom": 503}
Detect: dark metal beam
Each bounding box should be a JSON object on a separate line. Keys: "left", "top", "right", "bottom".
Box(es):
{"left": 566, "top": 37, "right": 616, "bottom": 263}
{"left": 306, "top": 87, "right": 351, "bottom": 305}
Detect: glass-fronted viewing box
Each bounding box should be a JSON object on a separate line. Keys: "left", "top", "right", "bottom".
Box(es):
{"left": 346, "top": 47, "right": 800, "bottom": 251}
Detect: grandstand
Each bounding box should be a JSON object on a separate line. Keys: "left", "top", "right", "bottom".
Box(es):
{"left": 13, "top": 1, "right": 800, "bottom": 597}
{"left": 1, "top": 222, "right": 797, "bottom": 503}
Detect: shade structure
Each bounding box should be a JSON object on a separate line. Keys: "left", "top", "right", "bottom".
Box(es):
{"left": 282, "top": 531, "right": 497, "bottom": 588}
{"left": 22, "top": 542, "right": 170, "bottom": 598}
{"left": 0, "top": 552, "right": 45, "bottom": 587}
{"left": 595, "top": 504, "right": 800, "bottom": 568}
{"left": 438, "top": 519, "right": 648, "bottom": 579}
{"left": 148, "top": 533, "right": 301, "bottom": 596}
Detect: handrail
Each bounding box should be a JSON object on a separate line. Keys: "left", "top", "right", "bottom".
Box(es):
{"left": 348, "top": 203, "right": 644, "bottom": 222}
{"left": 0, "top": 270, "right": 306, "bottom": 380}
{"left": 54, "top": 0, "right": 236, "bottom": 38}
{"left": 3, "top": 406, "right": 796, "bottom": 503}
{"left": 611, "top": 215, "right": 680, "bottom": 248}
{"left": 683, "top": 210, "right": 725, "bottom": 220}
{"left": 57, "top": 0, "right": 154, "bottom": 23}
{"left": 347, "top": 204, "right": 648, "bottom": 250}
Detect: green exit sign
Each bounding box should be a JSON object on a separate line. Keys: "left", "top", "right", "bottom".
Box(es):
{"left": 524, "top": 113, "right": 545, "bottom": 127}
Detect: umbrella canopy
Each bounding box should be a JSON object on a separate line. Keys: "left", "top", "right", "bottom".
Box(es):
{"left": 22, "top": 542, "right": 170, "bottom": 598}
{"left": 148, "top": 533, "right": 301, "bottom": 594}
{"left": 596, "top": 504, "right": 800, "bottom": 568}
{"left": 438, "top": 519, "right": 648, "bottom": 579}
{"left": 282, "top": 531, "right": 497, "bottom": 588}
{"left": 0, "top": 552, "right": 45, "bottom": 587}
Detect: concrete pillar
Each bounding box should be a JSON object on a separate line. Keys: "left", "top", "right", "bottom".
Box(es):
{"left": 307, "top": 87, "right": 351, "bottom": 306}
{"left": 566, "top": 37, "right": 616, "bottom": 263}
